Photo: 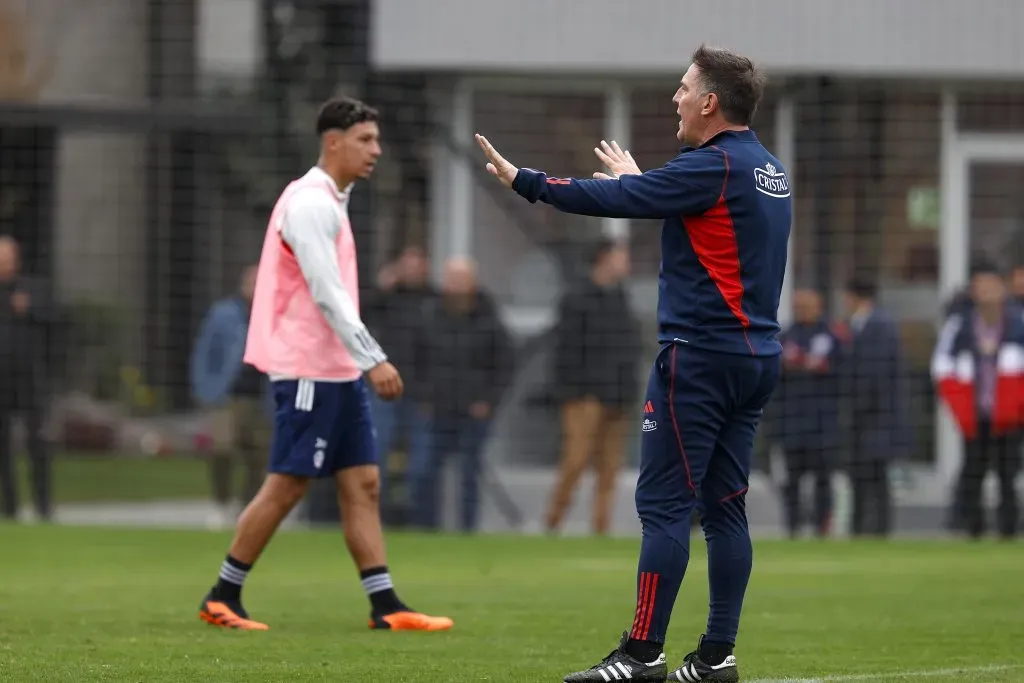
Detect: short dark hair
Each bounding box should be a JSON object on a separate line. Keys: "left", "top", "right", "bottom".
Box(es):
{"left": 316, "top": 96, "right": 379, "bottom": 135}
{"left": 970, "top": 257, "right": 1001, "bottom": 279}
{"left": 845, "top": 276, "right": 877, "bottom": 301}
{"left": 690, "top": 44, "right": 765, "bottom": 126}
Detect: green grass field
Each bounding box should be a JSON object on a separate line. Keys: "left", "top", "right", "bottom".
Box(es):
{"left": 0, "top": 526, "right": 1021, "bottom": 682}
{"left": 13, "top": 454, "right": 209, "bottom": 503}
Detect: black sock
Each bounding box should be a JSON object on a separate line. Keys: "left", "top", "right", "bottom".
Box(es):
{"left": 624, "top": 638, "right": 663, "bottom": 663}
{"left": 699, "top": 639, "right": 734, "bottom": 666}
{"left": 212, "top": 555, "right": 252, "bottom": 602}
{"left": 360, "top": 566, "right": 409, "bottom": 614}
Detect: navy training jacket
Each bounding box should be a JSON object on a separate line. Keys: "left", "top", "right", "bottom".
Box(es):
{"left": 513, "top": 129, "right": 792, "bottom": 357}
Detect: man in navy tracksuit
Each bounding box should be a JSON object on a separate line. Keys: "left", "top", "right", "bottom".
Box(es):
{"left": 478, "top": 45, "right": 790, "bottom": 683}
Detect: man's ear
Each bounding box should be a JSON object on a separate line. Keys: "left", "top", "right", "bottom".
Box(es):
{"left": 702, "top": 92, "right": 718, "bottom": 117}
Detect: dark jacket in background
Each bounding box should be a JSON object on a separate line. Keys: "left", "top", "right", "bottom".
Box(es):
{"left": 774, "top": 320, "right": 841, "bottom": 453}
{"left": 363, "top": 284, "right": 438, "bottom": 397}
{"left": 0, "top": 277, "right": 53, "bottom": 410}
{"left": 418, "top": 293, "right": 514, "bottom": 416}
{"left": 844, "top": 308, "right": 912, "bottom": 461}
{"left": 553, "top": 280, "right": 642, "bottom": 408}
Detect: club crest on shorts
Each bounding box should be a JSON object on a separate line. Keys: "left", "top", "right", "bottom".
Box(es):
{"left": 313, "top": 437, "right": 327, "bottom": 469}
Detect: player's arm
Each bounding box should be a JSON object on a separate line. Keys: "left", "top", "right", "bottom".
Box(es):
{"left": 280, "top": 190, "right": 388, "bottom": 372}
{"left": 511, "top": 153, "right": 724, "bottom": 219}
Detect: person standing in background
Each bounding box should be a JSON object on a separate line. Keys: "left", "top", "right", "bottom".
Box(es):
{"left": 544, "top": 239, "right": 642, "bottom": 536}
{"left": 842, "top": 277, "right": 910, "bottom": 538}
{"left": 190, "top": 265, "right": 269, "bottom": 529}
{"left": 362, "top": 245, "right": 437, "bottom": 517}
{"left": 411, "top": 257, "right": 513, "bottom": 532}
{"left": 775, "top": 288, "right": 840, "bottom": 538}
{"left": 0, "top": 235, "right": 53, "bottom": 522}
{"left": 932, "top": 260, "right": 1023, "bottom": 539}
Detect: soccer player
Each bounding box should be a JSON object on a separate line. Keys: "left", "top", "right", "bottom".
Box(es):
{"left": 476, "top": 46, "right": 791, "bottom": 682}
{"left": 199, "top": 96, "right": 453, "bottom": 633}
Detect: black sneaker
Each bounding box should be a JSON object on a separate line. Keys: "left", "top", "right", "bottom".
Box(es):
{"left": 564, "top": 632, "right": 667, "bottom": 682}
{"left": 667, "top": 637, "right": 738, "bottom": 682}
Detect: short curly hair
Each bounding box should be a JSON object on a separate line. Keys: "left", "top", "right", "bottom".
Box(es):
{"left": 316, "top": 96, "right": 379, "bottom": 135}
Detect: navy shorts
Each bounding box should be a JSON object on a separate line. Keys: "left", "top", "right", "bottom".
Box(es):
{"left": 636, "top": 343, "right": 780, "bottom": 517}
{"left": 268, "top": 378, "right": 377, "bottom": 478}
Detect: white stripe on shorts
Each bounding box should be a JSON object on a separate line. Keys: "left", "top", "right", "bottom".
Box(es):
{"left": 295, "top": 379, "right": 315, "bottom": 412}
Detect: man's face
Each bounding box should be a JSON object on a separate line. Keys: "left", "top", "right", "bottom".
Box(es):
{"left": 603, "top": 246, "right": 631, "bottom": 281}
{"left": 398, "top": 248, "right": 428, "bottom": 285}
{"left": 0, "top": 241, "right": 18, "bottom": 281}
{"left": 794, "top": 289, "right": 821, "bottom": 324}
{"left": 326, "top": 121, "right": 382, "bottom": 180}
{"left": 1010, "top": 267, "right": 1024, "bottom": 298}
{"left": 442, "top": 261, "right": 477, "bottom": 298}
{"left": 843, "top": 292, "right": 859, "bottom": 317}
{"left": 971, "top": 272, "right": 1006, "bottom": 307}
{"left": 673, "top": 64, "right": 709, "bottom": 146}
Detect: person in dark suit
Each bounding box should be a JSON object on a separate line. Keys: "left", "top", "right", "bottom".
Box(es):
{"left": 775, "top": 288, "right": 841, "bottom": 538}
{"left": 842, "top": 277, "right": 910, "bottom": 537}
{"left": 544, "top": 239, "right": 642, "bottom": 536}
{"left": 0, "top": 236, "right": 54, "bottom": 521}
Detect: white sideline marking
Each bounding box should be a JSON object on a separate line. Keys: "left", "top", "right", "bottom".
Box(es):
{"left": 749, "top": 663, "right": 1022, "bottom": 683}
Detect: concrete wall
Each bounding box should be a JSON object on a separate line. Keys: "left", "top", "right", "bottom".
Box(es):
{"left": 372, "top": 0, "right": 1024, "bottom": 77}
{"left": 17, "top": 0, "right": 148, "bottom": 316}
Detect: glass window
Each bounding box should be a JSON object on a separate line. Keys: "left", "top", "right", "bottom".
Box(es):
{"left": 958, "top": 89, "right": 1024, "bottom": 132}
{"left": 968, "top": 163, "right": 1024, "bottom": 268}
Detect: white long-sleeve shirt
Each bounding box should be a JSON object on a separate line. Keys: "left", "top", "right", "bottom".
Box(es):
{"left": 278, "top": 182, "right": 387, "bottom": 374}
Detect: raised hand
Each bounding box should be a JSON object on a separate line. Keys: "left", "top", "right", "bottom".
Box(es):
{"left": 475, "top": 134, "right": 519, "bottom": 188}
{"left": 593, "top": 140, "right": 642, "bottom": 179}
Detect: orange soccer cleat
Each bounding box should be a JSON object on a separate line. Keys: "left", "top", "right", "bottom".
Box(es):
{"left": 199, "top": 595, "right": 270, "bottom": 631}
{"left": 369, "top": 610, "right": 454, "bottom": 632}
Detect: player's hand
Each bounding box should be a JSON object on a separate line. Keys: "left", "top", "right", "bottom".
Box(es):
{"left": 475, "top": 134, "right": 518, "bottom": 188}
{"left": 367, "top": 361, "right": 404, "bottom": 401}
{"left": 593, "top": 140, "right": 642, "bottom": 179}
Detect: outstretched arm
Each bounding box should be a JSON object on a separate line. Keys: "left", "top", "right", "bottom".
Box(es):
{"left": 475, "top": 133, "right": 724, "bottom": 219}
